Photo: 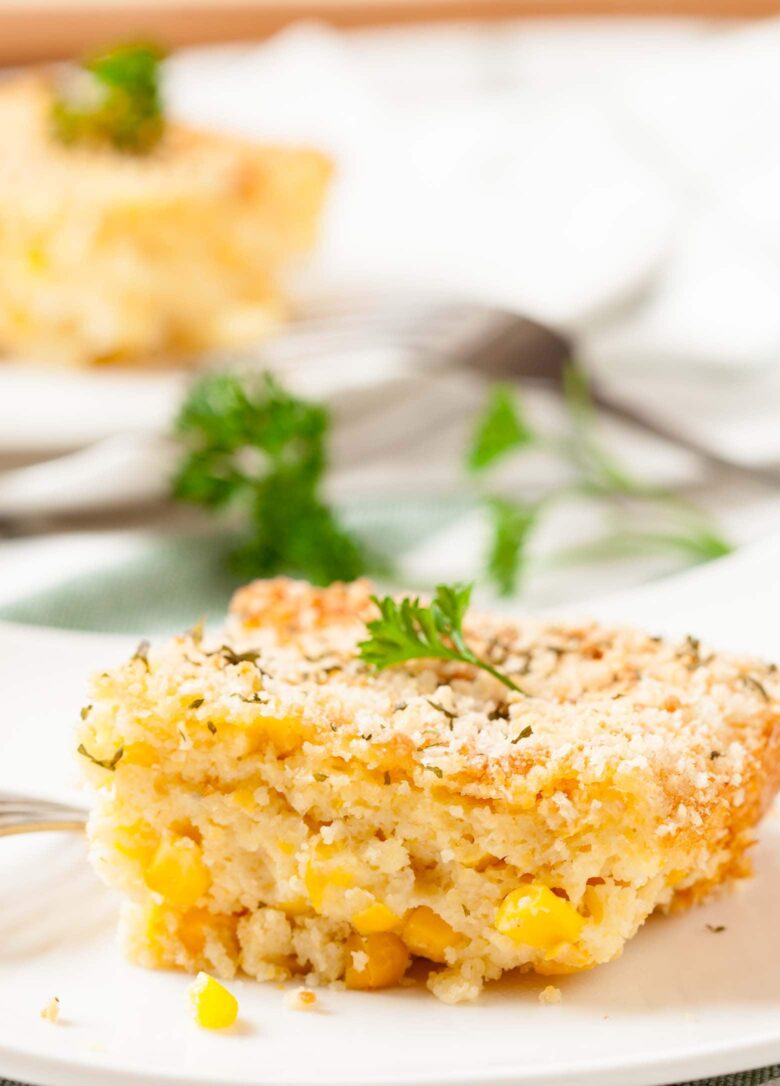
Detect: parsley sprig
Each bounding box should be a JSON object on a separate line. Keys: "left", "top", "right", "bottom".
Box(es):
{"left": 52, "top": 42, "right": 164, "bottom": 153}
{"left": 173, "top": 371, "right": 372, "bottom": 585}
{"left": 467, "top": 366, "right": 732, "bottom": 596}
{"left": 359, "top": 582, "right": 526, "bottom": 693}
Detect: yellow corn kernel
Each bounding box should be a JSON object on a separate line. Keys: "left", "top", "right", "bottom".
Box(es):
{"left": 188, "top": 972, "right": 238, "bottom": 1030}
{"left": 178, "top": 908, "right": 210, "bottom": 956}
{"left": 402, "top": 906, "right": 459, "bottom": 963}
{"left": 276, "top": 840, "right": 296, "bottom": 856}
{"left": 352, "top": 902, "right": 401, "bottom": 935}
{"left": 305, "top": 861, "right": 354, "bottom": 913}
{"left": 344, "top": 932, "right": 410, "bottom": 990}
{"left": 232, "top": 788, "right": 256, "bottom": 811}
{"left": 277, "top": 897, "right": 312, "bottom": 917}
{"left": 495, "top": 885, "right": 584, "bottom": 952}
{"left": 145, "top": 836, "right": 211, "bottom": 908}
{"left": 113, "top": 821, "right": 158, "bottom": 867}
{"left": 245, "top": 715, "right": 307, "bottom": 756}
{"left": 122, "top": 742, "right": 157, "bottom": 767}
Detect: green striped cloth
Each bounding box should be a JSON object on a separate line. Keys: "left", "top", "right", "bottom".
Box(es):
{"left": 0, "top": 524, "right": 777, "bottom": 1086}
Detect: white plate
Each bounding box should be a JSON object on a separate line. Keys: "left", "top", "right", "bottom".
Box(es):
{"left": 3, "top": 543, "right": 780, "bottom": 1086}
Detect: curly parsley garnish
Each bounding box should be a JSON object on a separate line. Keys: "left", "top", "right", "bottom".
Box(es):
{"left": 173, "top": 372, "right": 372, "bottom": 586}
{"left": 467, "top": 384, "right": 534, "bottom": 472}
{"left": 467, "top": 366, "right": 731, "bottom": 597}
{"left": 358, "top": 582, "right": 526, "bottom": 694}
{"left": 52, "top": 42, "right": 165, "bottom": 154}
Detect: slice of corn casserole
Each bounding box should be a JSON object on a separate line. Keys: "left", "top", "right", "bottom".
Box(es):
{"left": 77, "top": 578, "right": 780, "bottom": 1003}
{"left": 0, "top": 76, "right": 330, "bottom": 365}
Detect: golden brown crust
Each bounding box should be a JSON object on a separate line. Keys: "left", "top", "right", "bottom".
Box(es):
{"left": 78, "top": 577, "right": 780, "bottom": 1002}
{"left": 231, "top": 578, "right": 375, "bottom": 637}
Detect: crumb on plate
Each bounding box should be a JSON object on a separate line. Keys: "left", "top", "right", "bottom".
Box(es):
{"left": 40, "top": 996, "right": 60, "bottom": 1023}
{"left": 284, "top": 986, "right": 318, "bottom": 1011}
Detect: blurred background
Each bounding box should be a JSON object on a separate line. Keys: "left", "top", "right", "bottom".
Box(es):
{"left": 2, "top": 0, "right": 780, "bottom": 634}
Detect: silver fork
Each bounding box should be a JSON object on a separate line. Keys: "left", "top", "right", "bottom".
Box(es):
{"left": 2, "top": 294, "right": 780, "bottom": 532}
{"left": 0, "top": 792, "right": 88, "bottom": 838}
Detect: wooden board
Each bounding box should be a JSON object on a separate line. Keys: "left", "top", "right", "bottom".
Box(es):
{"left": 1, "top": 0, "right": 779, "bottom": 64}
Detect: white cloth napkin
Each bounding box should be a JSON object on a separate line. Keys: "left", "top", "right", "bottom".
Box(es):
{"left": 166, "top": 23, "right": 677, "bottom": 329}
{"left": 5, "top": 17, "right": 780, "bottom": 476}
{"left": 164, "top": 18, "right": 780, "bottom": 467}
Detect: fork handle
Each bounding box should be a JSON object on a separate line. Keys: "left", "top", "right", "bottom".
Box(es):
{"left": 591, "top": 385, "right": 780, "bottom": 489}
{"left": 0, "top": 793, "right": 88, "bottom": 838}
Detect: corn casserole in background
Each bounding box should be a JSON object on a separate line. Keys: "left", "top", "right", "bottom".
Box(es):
{"left": 0, "top": 51, "right": 330, "bottom": 367}
{"left": 76, "top": 577, "right": 780, "bottom": 1004}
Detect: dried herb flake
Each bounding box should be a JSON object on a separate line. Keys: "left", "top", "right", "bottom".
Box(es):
{"left": 77, "top": 743, "right": 124, "bottom": 771}
{"left": 132, "top": 639, "right": 151, "bottom": 671}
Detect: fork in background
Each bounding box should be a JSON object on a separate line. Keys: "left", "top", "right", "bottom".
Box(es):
{"left": 1, "top": 293, "right": 779, "bottom": 533}
{"left": 0, "top": 792, "right": 87, "bottom": 837}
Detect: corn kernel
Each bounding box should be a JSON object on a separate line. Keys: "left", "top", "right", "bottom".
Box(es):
{"left": 352, "top": 902, "right": 401, "bottom": 935}
{"left": 232, "top": 788, "right": 256, "bottom": 811}
{"left": 344, "top": 932, "right": 410, "bottom": 990}
{"left": 402, "top": 906, "right": 459, "bottom": 963}
{"left": 276, "top": 840, "right": 296, "bottom": 856}
{"left": 277, "top": 897, "right": 312, "bottom": 917}
{"left": 145, "top": 836, "right": 211, "bottom": 908}
{"left": 495, "top": 884, "right": 584, "bottom": 951}
{"left": 122, "top": 742, "right": 157, "bottom": 767}
{"left": 304, "top": 861, "right": 354, "bottom": 912}
{"left": 178, "top": 908, "right": 209, "bottom": 955}
{"left": 114, "top": 820, "right": 158, "bottom": 867}
{"left": 188, "top": 972, "right": 238, "bottom": 1030}
{"left": 245, "top": 715, "right": 307, "bottom": 755}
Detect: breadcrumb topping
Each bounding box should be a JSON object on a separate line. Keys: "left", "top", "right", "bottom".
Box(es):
{"left": 135, "top": 576, "right": 780, "bottom": 831}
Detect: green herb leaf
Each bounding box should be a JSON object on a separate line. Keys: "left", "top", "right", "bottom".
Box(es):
{"left": 425, "top": 699, "right": 456, "bottom": 721}
{"left": 132, "top": 639, "right": 150, "bottom": 671}
{"left": 52, "top": 42, "right": 164, "bottom": 153}
{"left": 77, "top": 743, "right": 124, "bottom": 771}
{"left": 486, "top": 497, "right": 538, "bottom": 597}
{"left": 467, "top": 385, "right": 533, "bottom": 472}
{"left": 173, "top": 372, "right": 374, "bottom": 586}
{"left": 359, "top": 583, "right": 527, "bottom": 693}
{"left": 742, "top": 674, "right": 770, "bottom": 702}
{"left": 219, "top": 646, "right": 261, "bottom": 666}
